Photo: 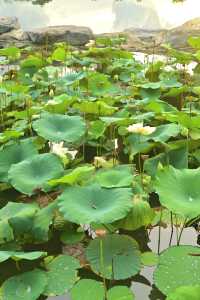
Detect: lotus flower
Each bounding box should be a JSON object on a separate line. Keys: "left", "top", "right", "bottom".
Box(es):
{"left": 127, "top": 123, "right": 156, "bottom": 135}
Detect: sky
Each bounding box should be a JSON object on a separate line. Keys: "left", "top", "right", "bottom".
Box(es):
{"left": 0, "top": 0, "right": 200, "bottom": 33}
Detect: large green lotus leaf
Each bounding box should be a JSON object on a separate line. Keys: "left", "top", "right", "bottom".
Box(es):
{"left": 166, "top": 285, "right": 200, "bottom": 300}
{"left": 49, "top": 165, "right": 95, "bottom": 186}
{"left": 43, "top": 255, "right": 80, "bottom": 296}
{"left": 32, "top": 113, "right": 86, "bottom": 144}
{"left": 58, "top": 184, "right": 133, "bottom": 224}
{"left": 70, "top": 279, "right": 104, "bottom": 300}
{"left": 0, "top": 250, "right": 46, "bottom": 263}
{"left": 148, "top": 123, "right": 180, "bottom": 143}
{"left": 117, "top": 196, "right": 155, "bottom": 231}
{"left": 144, "top": 145, "right": 188, "bottom": 177}
{"left": 154, "top": 245, "right": 200, "bottom": 295}
{"left": 88, "top": 120, "right": 107, "bottom": 139}
{"left": 0, "top": 202, "right": 37, "bottom": 244}
{"left": 0, "top": 138, "right": 38, "bottom": 182}
{"left": 155, "top": 166, "right": 200, "bottom": 218}
{"left": 107, "top": 286, "right": 135, "bottom": 300}
{"left": 73, "top": 101, "right": 117, "bottom": 116}
{"left": 31, "top": 201, "right": 58, "bottom": 241}
{"left": 86, "top": 234, "right": 141, "bottom": 280}
{"left": 1, "top": 269, "right": 47, "bottom": 300}
{"left": 8, "top": 153, "right": 64, "bottom": 195}
{"left": 95, "top": 165, "right": 133, "bottom": 188}
{"left": 126, "top": 134, "right": 154, "bottom": 156}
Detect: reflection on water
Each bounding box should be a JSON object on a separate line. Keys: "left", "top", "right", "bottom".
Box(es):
{"left": 0, "top": 0, "right": 200, "bottom": 33}
{"left": 47, "top": 226, "right": 198, "bottom": 300}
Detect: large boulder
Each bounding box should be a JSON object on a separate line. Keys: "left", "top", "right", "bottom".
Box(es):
{"left": 27, "top": 25, "right": 94, "bottom": 46}
{"left": 0, "top": 29, "right": 29, "bottom": 48}
{"left": 166, "top": 18, "right": 200, "bottom": 51}
{"left": 0, "top": 16, "right": 20, "bottom": 34}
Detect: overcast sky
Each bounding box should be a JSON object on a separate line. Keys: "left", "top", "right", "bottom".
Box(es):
{"left": 0, "top": 0, "right": 200, "bottom": 33}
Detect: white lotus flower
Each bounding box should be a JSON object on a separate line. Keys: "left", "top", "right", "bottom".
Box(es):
{"left": 49, "top": 142, "right": 78, "bottom": 160}
{"left": 127, "top": 123, "right": 156, "bottom": 135}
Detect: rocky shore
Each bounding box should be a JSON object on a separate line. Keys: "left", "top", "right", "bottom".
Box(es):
{"left": 1, "top": 16, "right": 200, "bottom": 53}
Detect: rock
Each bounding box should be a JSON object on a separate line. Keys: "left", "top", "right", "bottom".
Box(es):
{"left": 26, "top": 25, "right": 93, "bottom": 46}
{"left": 165, "top": 18, "right": 200, "bottom": 51}
{"left": 123, "top": 28, "right": 167, "bottom": 53}
{"left": 0, "top": 16, "right": 20, "bottom": 34}
{"left": 0, "top": 29, "right": 29, "bottom": 48}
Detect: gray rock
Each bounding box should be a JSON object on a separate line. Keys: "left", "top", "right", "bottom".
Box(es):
{"left": 0, "top": 29, "right": 29, "bottom": 48}
{"left": 123, "top": 18, "right": 200, "bottom": 53}
{"left": 166, "top": 18, "right": 200, "bottom": 51}
{"left": 0, "top": 16, "right": 20, "bottom": 34}
{"left": 26, "top": 25, "right": 93, "bottom": 46}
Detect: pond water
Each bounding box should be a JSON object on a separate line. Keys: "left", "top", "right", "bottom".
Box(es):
{"left": 0, "top": 0, "right": 200, "bottom": 33}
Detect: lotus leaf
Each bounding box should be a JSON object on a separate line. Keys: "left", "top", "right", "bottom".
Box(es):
{"left": 95, "top": 165, "right": 133, "bottom": 188}
{"left": 86, "top": 234, "right": 141, "bottom": 279}
{"left": 166, "top": 285, "right": 200, "bottom": 300}
{"left": 0, "top": 250, "right": 46, "bottom": 263}
{"left": 8, "top": 153, "right": 64, "bottom": 195}
{"left": 155, "top": 166, "right": 200, "bottom": 218}
{"left": 33, "top": 113, "right": 86, "bottom": 144}
{"left": 0, "top": 139, "right": 38, "bottom": 182}
{"left": 58, "top": 184, "right": 133, "bottom": 224}
{"left": 107, "top": 286, "right": 135, "bottom": 300}
{"left": 0, "top": 202, "right": 37, "bottom": 244}
{"left": 117, "top": 196, "right": 155, "bottom": 230}
{"left": 1, "top": 269, "right": 47, "bottom": 300}
{"left": 70, "top": 279, "right": 105, "bottom": 300}
{"left": 154, "top": 245, "right": 200, "bottom": 295}
{"left": 43, "top": 255, "right": 80, "bottom": 296}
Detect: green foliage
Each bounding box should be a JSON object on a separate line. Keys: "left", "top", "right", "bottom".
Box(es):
{"left": 86, "top": 234, "right": 141, "bottom": 280}
{"left": 0, "top": 33, "right": 199, "bottom": 297}
{"left": 154, "top": 246, "right": 200, "bottom": 295}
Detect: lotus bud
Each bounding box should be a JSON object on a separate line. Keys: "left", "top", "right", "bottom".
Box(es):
{"left": 49, "top": 89, "right": 54, "bottom": 97}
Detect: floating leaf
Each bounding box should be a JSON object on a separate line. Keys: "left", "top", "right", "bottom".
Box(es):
{"left": 58, "top": 184, "right": 133, "bottom": 224}
{"left": 155, "top": 166, "right": 200, "bottom": 218}
{"left": 43, "top": 255, "right": 80, "bottom": 296}
{"left": 70, "top": 279, "right": 104, "bottom": 300}
{"left": 141, "top": 252, "right": 158, "bottom": 267}
{"left": 95, "top": 165, "right": 133, "bottom": 188}
{"left": 1, "top": 269, "right": 47, "bottom": 300}
{"left": 107, "top": 286, "right": 135, "bottom": 300}
{"left": 154, "top": 245, "right": 200, "bottom": 295}
{"left": 166, "top": 285, "right": 200, "bottom": 300}
{"left": 33, "top": 113, "right": 86, "bottom": 144}
{"left": 86, "top": 234, "right": 141, "bottom": 280}
{"left": 8, "top": 153, "right": 64, "bottom": 195}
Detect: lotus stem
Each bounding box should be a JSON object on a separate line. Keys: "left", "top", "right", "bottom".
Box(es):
{"left": 169, "top": 212, "right": 174, "bottom": 247}
{"left": 157, "top": 208, "right": 163, "bottom": 255}
{"left": 177, "top": 218, "right": 188, "bottom": 246}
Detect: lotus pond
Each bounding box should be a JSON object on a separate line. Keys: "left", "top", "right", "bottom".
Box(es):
{"left": 1, "top": 36, "right": 200, "bottom": 300}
